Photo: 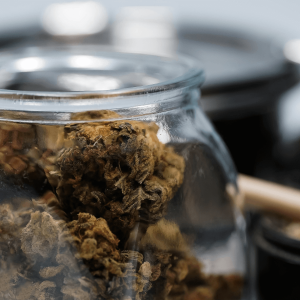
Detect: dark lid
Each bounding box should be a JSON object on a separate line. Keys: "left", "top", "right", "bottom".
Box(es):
{"left": 177, "top": 25, "right": 299, "bottom": 119}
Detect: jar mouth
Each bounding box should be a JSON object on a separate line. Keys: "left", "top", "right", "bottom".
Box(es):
{"left": 0, "top": 45, "right": 204, "bottom": 123}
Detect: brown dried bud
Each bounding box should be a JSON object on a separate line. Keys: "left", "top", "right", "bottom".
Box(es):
{"left": 139, "top": 262, "right": 152, "bottom": 278}
{"left": 140, "top": 219, "right": 188, "bottom": 253}
{"left": 207, "top": 274, "right": 244, "bottom": 300}
{"left": 7, "top": 156, "right": 28, "bottom": 175}
{"left": 40, "top": 265, "right": 65, "bottom": 279}
{"left": 150, "top": 263, "right": 162, "bottom": 282}
{"left": 0, "top": 204, "right": 18, "bottom": 235}
{"left": 121, "top": 250, "right": 144, "bottom": 266}
{"left": 182, "top": 287, "right": 214, "bottom": 300}
{"left": 67, "top": 213, "right": 121, "bottom": 276}
{"left": 48, "top": 112, "right": 185, "bottom": 241}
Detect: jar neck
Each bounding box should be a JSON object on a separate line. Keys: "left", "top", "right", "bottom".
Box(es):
{"left": 0, "top": 86, "right": 201, "bottom": 124}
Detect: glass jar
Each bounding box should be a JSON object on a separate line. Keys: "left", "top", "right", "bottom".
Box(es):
{"left": 0, "top": 46, "right": 246, "bottom": 300}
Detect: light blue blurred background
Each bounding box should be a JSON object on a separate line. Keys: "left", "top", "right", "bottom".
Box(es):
{"left": 1, "top": 0, "right": 299, "bottom": 42}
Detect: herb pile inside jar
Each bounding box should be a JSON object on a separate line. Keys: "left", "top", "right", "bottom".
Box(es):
{"left": 0, "top": 111, "right": 243, "bottom": 300}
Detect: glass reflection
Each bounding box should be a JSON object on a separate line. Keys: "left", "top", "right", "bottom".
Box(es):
{"left": 58, "top": 74, "right": 121, "bottom": 91}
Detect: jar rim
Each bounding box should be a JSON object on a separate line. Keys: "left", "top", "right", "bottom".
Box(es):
{"left": 0, "top": 45, "right": 204, "bottom": 102}
{"left": 0, "top": 46, "right": 205, "bottom": 123}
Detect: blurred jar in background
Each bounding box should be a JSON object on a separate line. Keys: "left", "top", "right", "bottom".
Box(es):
{"left": 112, "top": 6, "right": 177, "bottom": 57}
{"left": 42, "top": 1, "right": 108, "bottom": 38}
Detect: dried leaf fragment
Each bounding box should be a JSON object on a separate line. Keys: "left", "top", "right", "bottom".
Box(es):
{"left": 40, "top": 265, "right": 65, "bottom": 278}
{"left": 21, "top": 211, "right": 60, "bottom": 259}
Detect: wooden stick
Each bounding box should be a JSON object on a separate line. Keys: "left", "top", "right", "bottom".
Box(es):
{"left": 238, "top": 174, "right": 300, "bottom": 221}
